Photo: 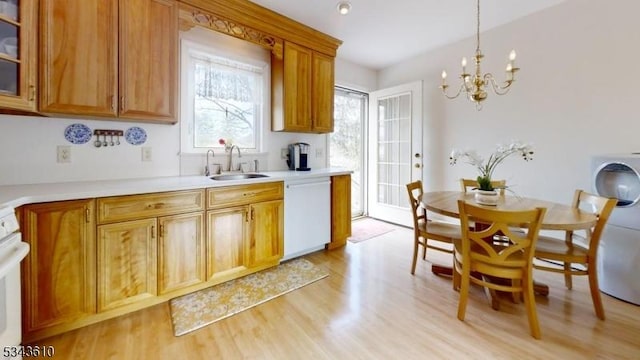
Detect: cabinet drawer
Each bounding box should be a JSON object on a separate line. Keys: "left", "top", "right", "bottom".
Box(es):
{"left": 207, "top": 182, "right": 283, "bottom": 209}
{"left": 98, "top": 190, "right": 205, "bottom": 224}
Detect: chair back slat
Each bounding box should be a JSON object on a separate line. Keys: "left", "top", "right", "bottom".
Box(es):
{"left": 571, "top": 190, "right": 617, "bottom": 258}
{"left": 458, "top": 200, "right": 546, "bottom": 271}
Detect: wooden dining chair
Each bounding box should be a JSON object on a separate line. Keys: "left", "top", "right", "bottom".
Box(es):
{"left": 406, "top": 181, "right": 461, "bottom": 275}
{"left": 454, "top": 200, "right": 546, "bottom": 339}
{"left": 533, "top": 189, "right": 617, "bottom": 320}
{"left": 460, "top": 178, "right": 507, "bottom": 195}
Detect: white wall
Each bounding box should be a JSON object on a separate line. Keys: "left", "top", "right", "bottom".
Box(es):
{"left": 335, "top": 57, "right": 378, "bottom": 92}
{"left": 378, "top": 0, "right": 640, "bottom": 203}
{"left": 0, "top": 115, "right": 181, "bottom": 185}
{"left": 0, "top": 35, "right": 377, "bottom": 186}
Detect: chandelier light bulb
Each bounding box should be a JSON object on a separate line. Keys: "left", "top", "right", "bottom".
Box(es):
{"left": 506, "top": 63, "right": 512, "bottom": 72}
{"left": 509, "top": 49, "right": 517, "bottom": 61}
{"left": 441, "top": 70, "right": 448, "bottom": 80}
{"left": 337, "top": 2, "right": 352, "bottom": 15}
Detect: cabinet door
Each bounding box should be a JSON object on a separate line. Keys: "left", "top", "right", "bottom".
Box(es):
{"left": 158, "top": 212, "right": 205, "bottom": 295}
{"left": 282, "top": 42, "right": 312, "bottom": 131}
{"left": 97, "top": 218, "right": 157, "bottom": 311}
{"left": 311, "top": 51, "right": 335, "bottom": 133}
{"left": 119, "top": 0, "right": 177, "bottom": 122}
{"left": 248, "top": 200, "right": 283, "bottom": 267}
{"left": 328, "top": 175, "right": 352, "bottom": 249}
{"left": 20, "top": 199, "right": 96, "bottom": 337}
{"left": 39, "top": 0, "right": 118, "bottom": 116}
{"left": 0, "top": 0, "right": 37, "bottom": 112}
{"left": 206, "top": 207, "right": 248, "bottom": 281}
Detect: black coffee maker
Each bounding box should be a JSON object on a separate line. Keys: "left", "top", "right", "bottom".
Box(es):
{"left": 286, "top": 142, "right": 311, "bottom": 171}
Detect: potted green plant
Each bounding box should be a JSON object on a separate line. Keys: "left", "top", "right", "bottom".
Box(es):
{"left": 449, "top": 141, "right": 534, "bottom": 205}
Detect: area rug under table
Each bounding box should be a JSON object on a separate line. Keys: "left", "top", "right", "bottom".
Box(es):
{"left": 169, "top": 258, "right": 328, "bottom": 336}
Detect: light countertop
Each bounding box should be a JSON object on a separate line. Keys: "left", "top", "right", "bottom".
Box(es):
{"left": 0, "top": 168, "right": 352, "bottom": 210}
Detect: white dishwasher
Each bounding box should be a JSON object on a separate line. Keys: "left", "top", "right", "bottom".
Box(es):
{"left": 283, "top": 177, "right": 331, "bottom": 260}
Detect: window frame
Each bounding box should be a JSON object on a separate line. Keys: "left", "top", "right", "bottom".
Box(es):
{"left": 179, "top": 36, "right": 269, "bottom": 154}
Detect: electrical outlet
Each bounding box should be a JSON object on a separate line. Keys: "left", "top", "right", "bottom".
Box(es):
{"left": 316, "top": 148, "right": 324, "bottom": 158}
{"left": 141, "top": 147, "right": 152, "bottom": 162}
{"left": 281, "top": 148, "right": 288, "bottom": 159}
{"left": 57, "top": 145, "right": 71, "bottom": 163}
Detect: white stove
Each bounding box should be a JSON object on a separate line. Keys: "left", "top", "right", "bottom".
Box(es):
{"left": 0, "top": 207, "right": 29, "bottom": 358}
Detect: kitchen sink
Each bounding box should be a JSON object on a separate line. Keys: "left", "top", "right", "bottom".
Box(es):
{"left": 210, "top": 173, "right": 269, "bottom": 181}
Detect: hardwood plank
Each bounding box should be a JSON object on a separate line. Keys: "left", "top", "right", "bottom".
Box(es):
{"left": 29, "top": 225, "right": 640, "bottom": 359}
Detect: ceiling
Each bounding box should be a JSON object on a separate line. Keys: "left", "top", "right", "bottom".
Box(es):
{"left": 248, "top": 0, "right": 566, "bottom": 70}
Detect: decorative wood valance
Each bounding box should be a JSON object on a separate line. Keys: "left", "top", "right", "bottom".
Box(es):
{"left": 179, "top": 0, "right": 341, "bottom": 57}
{"left": 179, "top": 4, "right": 283, "bottom": 59}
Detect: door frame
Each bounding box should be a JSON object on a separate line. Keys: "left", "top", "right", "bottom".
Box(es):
{"left": 367, "top": 81, "right": 423, "bottom": 227}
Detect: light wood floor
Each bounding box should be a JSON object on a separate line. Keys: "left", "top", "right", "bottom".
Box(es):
{"left": 32, "top": 223, "right": 640, "bottom": 359}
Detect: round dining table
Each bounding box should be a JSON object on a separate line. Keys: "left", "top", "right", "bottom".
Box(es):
{"left": 418, "top": 191, "right": 599, "bottom": 296}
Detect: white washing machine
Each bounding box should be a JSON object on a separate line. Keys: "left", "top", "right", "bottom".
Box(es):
{"left": 592, "top": 154, "right": 640, "bottom": 305}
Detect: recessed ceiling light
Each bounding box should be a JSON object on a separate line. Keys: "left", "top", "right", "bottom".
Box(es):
{"left": 337, "top": 1, "right": 352, "bottom": 15}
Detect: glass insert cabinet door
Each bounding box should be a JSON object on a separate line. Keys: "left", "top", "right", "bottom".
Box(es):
{"left": 0, "top": 0, "right": 36, "bottom": 112}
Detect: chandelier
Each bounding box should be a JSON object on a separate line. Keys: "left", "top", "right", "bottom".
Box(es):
{"left": 439, "top": 0, "right": 519, "bottom": 110}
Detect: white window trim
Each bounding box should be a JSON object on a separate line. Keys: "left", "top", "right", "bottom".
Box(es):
{"left": 179, "top": 36, "right": 270, "bottom": 154}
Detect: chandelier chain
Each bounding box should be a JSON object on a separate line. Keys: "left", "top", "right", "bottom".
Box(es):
{"left": 476, "top": 0, "right": 480, "bottom": 52}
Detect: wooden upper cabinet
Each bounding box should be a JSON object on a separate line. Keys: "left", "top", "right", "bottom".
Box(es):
{"left": 119, "top": 0, "right": 177, "bottom": 121}
{"left": 312, "top": 51, "right": 335, "bottom": 133}
{"left": 39, "top": 0, "right": 118, "bottom": 117}
{"left": 39, "top": 0, "right": 177, "bottom": 123}
{"left": 272, "top": 41, "right": 335, "bottom": 133}
{"left": 281, "top": 42, "right": 312, "bottom": 132}
{"left": 0, "top": 0, "right": 37, "bottom": 112}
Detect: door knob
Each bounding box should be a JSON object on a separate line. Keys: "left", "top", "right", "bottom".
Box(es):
{"left": 414, "top": 163, "right": 421, "bottom": 168}
{"left": 414, "top": 153, "right": 421, "bottom": 158}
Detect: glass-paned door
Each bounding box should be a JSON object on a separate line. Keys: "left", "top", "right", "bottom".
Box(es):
{"left": 368, "top": 81, "right": 422, "bottom": 227}
{"left": 329, "top": 87, "right": 367, "bottom": 217}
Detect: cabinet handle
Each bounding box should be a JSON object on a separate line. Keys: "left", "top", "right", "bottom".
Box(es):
{"left": 85, "top": 208, "right": 90, "bottom": 223}
{"left": 245, "top": 210, "right": 249, "bottom": 222}
{"left": 111, "top": 96, "right": 116, "bottom": 110}
{"left": 151, "top": 225, "right": 156, "bottom": 239}
{"left": 251, "top": 208, "right": 254, "bottom": 221}
{"left": 29, "top": 85, "right": 35, "bottom": 101}
{"left": 159, "top": 225, "right": 164, "bottom": 238}
{"left": 120, "top": 96, "right": 125, "bottom": 112}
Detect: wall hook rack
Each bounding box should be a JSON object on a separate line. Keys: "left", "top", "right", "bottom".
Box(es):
{"left": 93, "top": 129, "right": 123, "bottom": 147}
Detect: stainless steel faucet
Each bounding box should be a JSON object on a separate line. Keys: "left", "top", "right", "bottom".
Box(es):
{"left": 227, "top": 145, "right": 242, "bottom": 172}
{"left": 205, "top": 149, "right": 215, "bottom": 176}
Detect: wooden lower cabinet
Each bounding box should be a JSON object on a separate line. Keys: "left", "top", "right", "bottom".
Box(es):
{"left": 248, "top": 200, "right": 284, "bottom": 267}
{"left": 206, "top": 200, "right": 283, "bottom": 281}
{"left": 97, "top": 218, "right": 158, "bottom": 312}
{"left": 158, "top": 212, "right": 205, "bottom": 295}
{"left": 20, "top": 183, "right": 284, "bottom": 342}
{"left": 20, "top": 199, "right": 96, "bottom": 342}
{"left": 206, "top": 207, "right": 248, "bottom": 281}
{"left": 327, "top": 174, "right": 352, "bottom": 249}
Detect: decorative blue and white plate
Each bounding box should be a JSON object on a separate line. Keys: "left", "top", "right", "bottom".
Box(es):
{"left": 64, "top": 123, "right": 92, "bottom": 144}
{"left": 125, "top": 126, "right": 147, "bottom": 145}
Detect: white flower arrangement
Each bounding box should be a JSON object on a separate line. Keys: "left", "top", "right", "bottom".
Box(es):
{"left": 449, "top": 141, "right": 534, "bottom": 191}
